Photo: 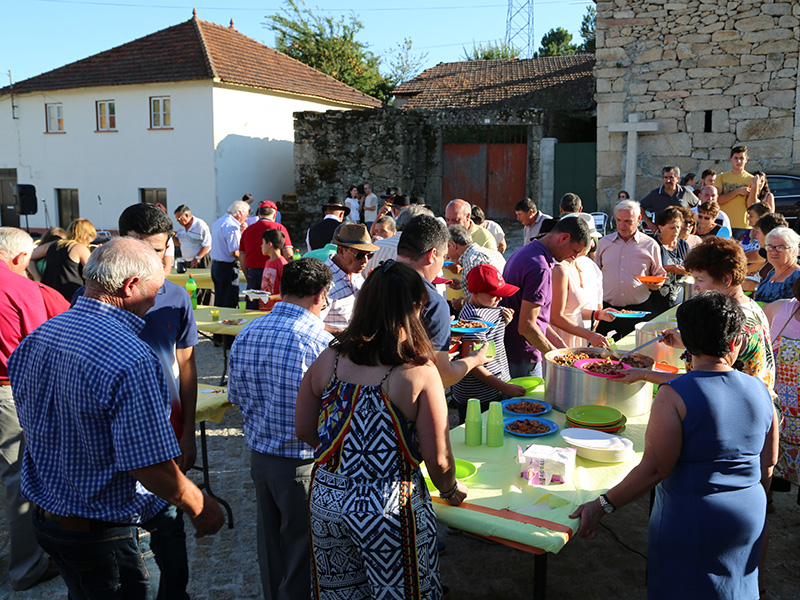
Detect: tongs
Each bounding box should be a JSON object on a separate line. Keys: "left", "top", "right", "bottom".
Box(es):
{"left": 603, "top": 334, "right": 666, "bottom": 362}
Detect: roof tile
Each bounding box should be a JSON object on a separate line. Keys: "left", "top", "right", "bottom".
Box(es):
{"left": 2, "top": 17, "right": 382, "bottom": 108}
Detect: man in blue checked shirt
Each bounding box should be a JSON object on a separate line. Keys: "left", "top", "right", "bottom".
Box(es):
{"left": 8, "top": 238, "right": 225, "bottom": 599}
{"left": 228, "top": 258, "right": 333, "bottom": 600}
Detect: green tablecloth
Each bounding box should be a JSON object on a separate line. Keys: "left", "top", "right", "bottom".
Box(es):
{"left": 194, "top": 306, "right": 268, "bottom": 336}
{"left": 434, "top": 388, "right": 647, "bottom": 554}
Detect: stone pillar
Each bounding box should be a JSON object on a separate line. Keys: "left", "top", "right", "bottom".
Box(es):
{"left": 539, "top": 138, "right": 557, "bottom": 214}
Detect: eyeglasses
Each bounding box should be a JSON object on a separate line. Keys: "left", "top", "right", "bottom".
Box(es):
{"left": 765, "top": 244, "right": 792, "bottom": 253}
{"left": 346, "top": 247, "right": 374, "bottom": 261}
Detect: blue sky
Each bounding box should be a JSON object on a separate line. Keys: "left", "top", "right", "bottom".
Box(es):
{"left": 2, "top": 0, "right": 592, "bottom": 85}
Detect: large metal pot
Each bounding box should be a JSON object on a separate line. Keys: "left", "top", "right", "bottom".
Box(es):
{"left": 543, "top": 348, "right": 654, "bottom": 416}
{"left": 635, "top": 321, "right": 684, "bottom": 368}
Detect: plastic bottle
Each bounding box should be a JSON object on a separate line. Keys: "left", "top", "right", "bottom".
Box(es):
{"left": 486, "top": 401, "right": 504, "bottom": 447}
{"left": 293, "top": 248, "right": 301, "bottom": 260}
{"left": 185, "top": 274, "right": 197, "bottom": 310}
{"left": 464, "top": 398, "right": 482, "bottom": 446}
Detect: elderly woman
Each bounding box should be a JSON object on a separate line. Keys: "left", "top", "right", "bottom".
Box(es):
{"left": 754, "top": 226, "right": 800, "bottom": 303}
{"left": 571, "top": 291, "right": 778, "bottom": 600}
{"left": 296, "top": 260, "right": 465, "bottom": 599}
{"left": 696, "top": 200, "right": 722, "bottom": 237}
{"left": 744, "top": 213, "right": 790, "bottom": 292}
{"left": 652, "top": 207, "right": 689, "bottom": 312}
{"left": 620, "top": 237, "right": 775, "bottom": 394}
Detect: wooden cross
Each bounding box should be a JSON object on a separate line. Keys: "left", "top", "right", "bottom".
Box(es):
{"left": 608, "top": 114, "right": 659, "bottom": 199}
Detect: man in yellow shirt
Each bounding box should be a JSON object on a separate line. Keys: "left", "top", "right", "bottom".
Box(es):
{"left": 715, "top": 145, "right": 754, "bottom": 232}
{"left": 445, "top": 198, "right": 498, "bottom": 251}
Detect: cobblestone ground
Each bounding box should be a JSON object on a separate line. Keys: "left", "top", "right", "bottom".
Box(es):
{"left": 1, "top": 219, "right": 798, "bottom": 599}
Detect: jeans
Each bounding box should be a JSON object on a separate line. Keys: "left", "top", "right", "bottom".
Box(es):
{"left": 245, "top": 268, "right": 264, "bottom": 310}
{"left": 33, "top": 514, "right": 153, "bottom": 600}
{"left": 142, "top": 505, "right": 189, "bottom": 600}
{"left": 508, "top": 361, "right": 543, "bottom": 379}
{"left": 211, "top": 260, "right": 239, "bottom": 308}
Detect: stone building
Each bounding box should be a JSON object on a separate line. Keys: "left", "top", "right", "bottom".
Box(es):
{"left": 595, "top": 0, "right": 800, "bottom": 212}
{"left": 293, "top": 55, "right": 595, "bottom": 229}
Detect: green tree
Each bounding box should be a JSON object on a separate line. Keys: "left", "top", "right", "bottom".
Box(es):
{"left": 535, "top": 27, "right": 578, "bottom": 57}
{"left": 462, "top": 41, "right": 521, "bottom": 61}
{"left": 266, "top": 0, "right": 392, "bottom": 100}
{"left": 386, "top": 38, "right": 429, "bottom": 86}
{"left": 579, "top": 6, "right": 596, "bottom": 53}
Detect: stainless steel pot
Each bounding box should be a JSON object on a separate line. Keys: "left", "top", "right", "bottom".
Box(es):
{"left": 543, "top": 347, "right": 654, "bottom": 417}
{"left": 635, "top": 321, "right": 684, "bottom": 367}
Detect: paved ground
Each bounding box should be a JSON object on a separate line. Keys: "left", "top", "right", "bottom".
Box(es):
{"left": 1, "top": 218, "right": 798, "bottom": 599}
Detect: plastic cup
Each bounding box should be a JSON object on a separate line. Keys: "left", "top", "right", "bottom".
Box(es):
{"left": 485, "top": 341, "right": 497, "bottom": 359}
{"left": 238, "top": 300, "right": 246, "bottom": 313}
{"left": 210, "top": 309, "right": 220, "bottom": 322}
{"left": 486, "top": 401, "right": 504, "bottom": 447}
{"left": 464, "top": 398, "right": 483, "bottom": 446}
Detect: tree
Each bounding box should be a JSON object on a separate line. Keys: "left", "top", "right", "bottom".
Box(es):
{"left": 266, "top": 0, "right": 392, "bottom": 100}
{"left": 579, "top": 6, "right": 596, "bottom": 53}
{"left": 462, "top": 41, "right": 521, "bottom": 61}
{"left": 386, "top": 38, "right": 429, "bottom": 86}
{"left": 535, "top": 27, "right": 578, "bottom": 57}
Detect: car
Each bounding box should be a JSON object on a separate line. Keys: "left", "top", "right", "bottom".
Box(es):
{"left": 767, "top": 174, "right": 800, "bottom": 221}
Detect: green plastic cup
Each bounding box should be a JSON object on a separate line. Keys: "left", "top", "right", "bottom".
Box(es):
{"left": 486, "top": 401, "right": 504, "bottom": 447}
{"left": 238, "top": 300, "right": 247, "bottom": 313}
{"left": 464, "top": 398, "right": 482, "bottom": 446}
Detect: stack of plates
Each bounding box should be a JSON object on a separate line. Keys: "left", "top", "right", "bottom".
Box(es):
{"left": 565, "top": 405, "right": 626, "bottom": 433}
{"left": 561, "top": 429, "right": 635, "bottom": 463}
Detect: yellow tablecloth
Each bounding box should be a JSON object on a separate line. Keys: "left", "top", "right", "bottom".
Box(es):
{"left": 168, "top": 268, "right": 247, "bottom": 290}
{"left": 194, "top": 306, "right": 268, "bottom": 336}
{"left": 432, "top": 389, "right": 646, "bottom": 554}
{"left": 443, "top": 264, "right": 465, "bottom": 303}
{"left": 196, "top": 385, "right": 233, "bottom": 423}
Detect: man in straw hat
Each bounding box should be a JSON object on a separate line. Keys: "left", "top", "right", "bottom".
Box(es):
{"left": 322, "top": 223, "right": 379, "bottom": 332}
{"left": 306, "top": 196, "right": 350, "bottom": 251}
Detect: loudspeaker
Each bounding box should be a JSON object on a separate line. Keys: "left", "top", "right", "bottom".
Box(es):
{"left": 14, "top": 184, "right": 37, "bottom": 215}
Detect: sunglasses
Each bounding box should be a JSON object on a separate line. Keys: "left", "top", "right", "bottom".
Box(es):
{"left": 347, "top": 247, "right": 374, "bottom": 260}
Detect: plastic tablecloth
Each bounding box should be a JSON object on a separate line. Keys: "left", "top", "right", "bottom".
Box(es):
{"left": 167, "top": 268, "right": 246, "bottom": 290}
{"left": 196, "top": 385, "right": 233, "bottom": 423}
{"left": 193, "top": 306, "right": 268, "bottom": 336}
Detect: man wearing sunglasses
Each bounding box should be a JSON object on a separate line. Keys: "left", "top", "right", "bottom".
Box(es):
{"left": 322, "top": 223, "right": 379, "bottom": 333}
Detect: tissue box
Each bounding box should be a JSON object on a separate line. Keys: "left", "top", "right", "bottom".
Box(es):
{"left": 518, "top": 444, "right": 576, "bottom": 485}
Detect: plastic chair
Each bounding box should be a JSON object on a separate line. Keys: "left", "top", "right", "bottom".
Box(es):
{"left": 590, "top": 212, "right": 608, "bottom": 235}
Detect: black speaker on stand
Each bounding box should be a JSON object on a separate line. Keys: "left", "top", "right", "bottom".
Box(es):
{"left": 13, "top": 184, "right": 37, "bottom": 232}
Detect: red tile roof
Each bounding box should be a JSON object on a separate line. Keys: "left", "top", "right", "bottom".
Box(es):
{"left": 2, "top": 16, "right": 382, "bottom": 108}
{"left": 393, "top": 55, "right": 595, "bottom": 111}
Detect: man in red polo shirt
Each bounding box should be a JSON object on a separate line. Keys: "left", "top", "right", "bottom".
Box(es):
{"left": 239, "top": 201, "right": 293, "bottom": 309}
{"left": 0, "top": 227, "right": 63, "bottom": 590}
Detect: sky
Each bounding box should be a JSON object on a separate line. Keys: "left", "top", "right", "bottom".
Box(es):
{"left": 1, "top": 0, "right": 592, "bottom": 86}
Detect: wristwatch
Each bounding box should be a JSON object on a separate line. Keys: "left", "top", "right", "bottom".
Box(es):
{"left": 598, "top": 494, "right": 616, "bottom": 514}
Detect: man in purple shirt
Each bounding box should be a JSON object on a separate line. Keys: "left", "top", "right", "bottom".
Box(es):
{"left": 502, "top": 217, "right": 592, "bottom": 377}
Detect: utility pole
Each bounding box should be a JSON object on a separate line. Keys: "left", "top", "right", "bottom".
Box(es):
{"left": 505, "top": 0, "right": 534, "bottom": 58}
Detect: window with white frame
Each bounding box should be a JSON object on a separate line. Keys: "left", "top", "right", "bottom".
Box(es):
{"left": 96, "top": 100, "right": 116, "bottom": 131}
{"left": 46, "top": 103, "right": 64, "bottom": 132}
{"left": 150, "top": 96, "right": 171, "bottom": 129}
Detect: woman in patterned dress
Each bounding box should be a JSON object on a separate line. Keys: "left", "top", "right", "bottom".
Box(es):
{"left": 297, "top": 260, "right": 466, "bottom": 600}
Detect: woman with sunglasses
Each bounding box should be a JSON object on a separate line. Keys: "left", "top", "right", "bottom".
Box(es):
{"left": 754, "top": 227, "right": 800, "bottom": 303}
{"left": 297, "top": 260, "right": 465, "bottom": 599}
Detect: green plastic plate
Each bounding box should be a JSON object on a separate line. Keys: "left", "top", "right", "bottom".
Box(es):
{"left": 565, "top": 405, "right": 623, "bottom": 427}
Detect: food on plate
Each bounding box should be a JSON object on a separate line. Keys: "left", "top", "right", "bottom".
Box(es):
{"left": 619, "top": 353, "right": 655, "bottom": 369}
{"left": 452, "top": 319, "right": 487, "bottom": 329}
{"left": 551, "top": 350, "right": 601, "bottom": 367}
{"left": 220, "top": 318, "right": 247, "bottom": 326}
{"left": 582, "top": 359, "right": 624, "bottom": 376}
{"left": 505, "top": 401, "right": 545, "bottom": 414}
{"left": 507, "top": 419, "right": 552, "bottom": 435}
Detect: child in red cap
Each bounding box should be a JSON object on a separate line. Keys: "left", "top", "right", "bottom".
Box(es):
{"left": 453, "top": 264, "right": 527, "bottom": 423}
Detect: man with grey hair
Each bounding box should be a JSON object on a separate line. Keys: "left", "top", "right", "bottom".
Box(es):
{"left": 371, "top": 215, "right": 396, "bottom": 241}
{"left": 447, "top": 225, "right": 506, "bottom": 304}
{"left": 445, "top": 198, "right": 498, "bottom": 251}
{"left": 594, "top": 200, "right": 666, "bottom": 339}
{"left": 211, "top": 200, "right": 249, "bottom": 308}
{"left": 8, "top": 237, "right": 225, "bottom": 599}
{"left": 639, "top": 165, "right": 699, "bottom": 231}
{"left": 0, "top": 227, "right": 61, "bottom": 591}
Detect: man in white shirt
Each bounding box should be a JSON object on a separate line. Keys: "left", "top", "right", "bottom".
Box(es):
{"left": 173, "top": 205, "right": 212, "bottom": 268}
{"left": 210, "top": 201, "right": 249, "bottom": 308}
{"left": 515, "top": 198, "right": 551, "bottom": 244}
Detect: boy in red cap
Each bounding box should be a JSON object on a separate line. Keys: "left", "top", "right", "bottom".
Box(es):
{"left": 453, "top": 264, "right": 527, "bottom": 422}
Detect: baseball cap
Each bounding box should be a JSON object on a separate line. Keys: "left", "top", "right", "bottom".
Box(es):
{"left": 466, "top": 264, "right": 519, "bottom": 297}
{"left": 259, "top": 200, "right": 277, "bottom": 210}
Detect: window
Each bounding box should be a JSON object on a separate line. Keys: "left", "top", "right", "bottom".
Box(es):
{"left": 140, "top": 188, "right": 167, "bottom": 209}
{"left": 46, "top": 103, "right": 64, "bottom": 133}
{"left": 150, "top": 96, "right": 171, "bottom": 129}
{"left": 56, "top": 189, "right": 80, "bottom": 227}
{"left": 96, "top": 100, "right": 116, "bottom": 131}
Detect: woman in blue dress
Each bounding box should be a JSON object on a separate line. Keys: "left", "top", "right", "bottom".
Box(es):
{"left": 571, "top": 291, "right": 778, "bottom": 600}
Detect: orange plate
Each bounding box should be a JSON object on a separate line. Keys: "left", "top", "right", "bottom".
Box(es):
{"left": 654, "top": 362, "right": 679, "bottom": 373}
{"left": 636, "top": 275, "right": 667, "bottom": 284}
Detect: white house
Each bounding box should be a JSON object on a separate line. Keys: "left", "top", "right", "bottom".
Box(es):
{"left": 0, "top": 13, "right": 381, "bottom": 232}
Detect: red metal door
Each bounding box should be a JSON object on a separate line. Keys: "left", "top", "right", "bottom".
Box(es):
{"left": 441, "top": 143, "right": 527, "bottom": 219}
{"left": 488, "top": 144, "right": 527, "bottom": 219}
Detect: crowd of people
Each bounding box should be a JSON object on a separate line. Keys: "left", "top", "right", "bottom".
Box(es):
{"left": 0, "top": 148, "right": 797, "bottom": 599}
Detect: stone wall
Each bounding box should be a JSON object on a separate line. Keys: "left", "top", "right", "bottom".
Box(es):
{"left": 292, "top": 107, "right": 590, "bottom": 235}
{"left": 595, "top": 0, "right": 800, "bottom": 212}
